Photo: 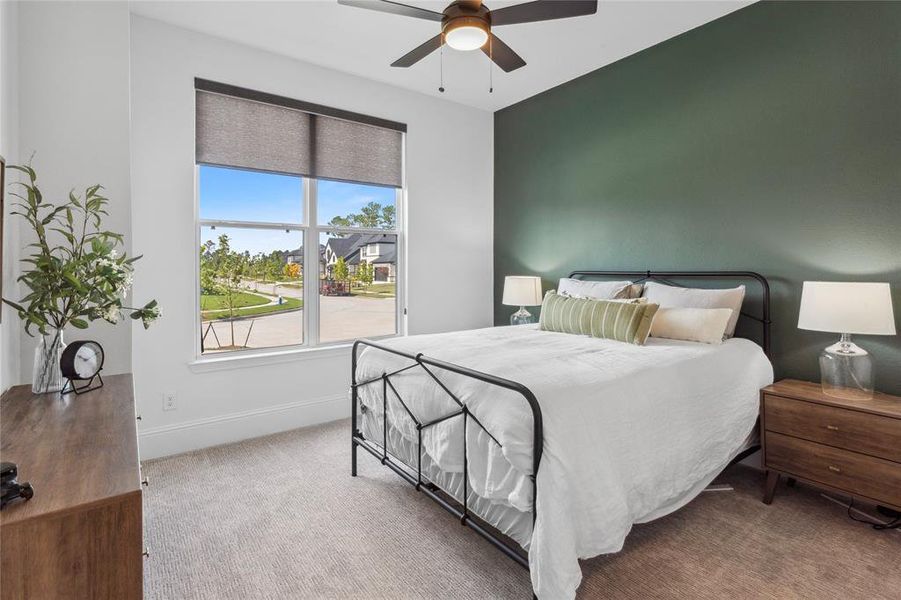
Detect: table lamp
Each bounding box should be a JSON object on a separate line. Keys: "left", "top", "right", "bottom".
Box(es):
{"left": 798, "top": 281, "right": 896, "bottom": 400}
{"left": 502, "top": 276, "right": 543, "bottom": 325}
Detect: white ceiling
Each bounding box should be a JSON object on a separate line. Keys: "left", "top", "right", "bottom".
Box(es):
{"left": 129, "top": 0, "right": 753, "bottom": 112}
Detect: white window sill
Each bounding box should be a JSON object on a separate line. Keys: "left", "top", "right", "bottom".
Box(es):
{"left": 188, "top": 343, "right": 352, "bottom": 373}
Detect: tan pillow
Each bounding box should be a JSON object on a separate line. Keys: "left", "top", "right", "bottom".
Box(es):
{"left": 641, "top": 282, "right": 745, "bottom": 338}
{"left": 623, "top": 283, "right": 644, "bottom": 299}
{"left": 650, "top": 307, "right": 733, "bottom": 344}
{"left": 610, "top": 297, "right": 648, "bottom": 304}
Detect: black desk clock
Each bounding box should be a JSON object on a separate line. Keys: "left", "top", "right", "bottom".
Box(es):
{"left": 60, "top": 340, "right": 104, "bottom": 395}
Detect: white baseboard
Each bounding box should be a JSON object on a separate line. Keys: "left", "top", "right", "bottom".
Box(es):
{"left": 138, "top": 393, "right": 347, "bottom": 460}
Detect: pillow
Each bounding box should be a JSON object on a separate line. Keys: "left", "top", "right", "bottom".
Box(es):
{"left": 623, "top": 283, "right": 645, "bottom": 299}
{"left": 610, "top": 297, "right": 648, "bottom": 304}
{"left": 641, "top": 281, "right": 745, "bottom": 338}
{"left": 557, "top": 278, "right": 634, "bottom": 300}
{"left": 539, "top": 291, "right": 659, "bottom": 345}
{"left": 650, "top": 307, "right": 734, "bottom": 344}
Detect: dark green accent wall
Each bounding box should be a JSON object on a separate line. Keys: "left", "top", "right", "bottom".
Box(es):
{"left": 494, "top": 1, "right": 901, "bottom": 394}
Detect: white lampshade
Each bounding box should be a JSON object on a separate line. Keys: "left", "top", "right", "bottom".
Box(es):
{"left": 798, "top": 281, "right": 896, "bottom": 335}
{"left": 502, "top": 276, "right": 543, "bottom": 307}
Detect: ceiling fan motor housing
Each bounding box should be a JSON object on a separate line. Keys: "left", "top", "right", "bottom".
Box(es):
{"left": 442, "top": 2, "right": 491, "bottom": 49}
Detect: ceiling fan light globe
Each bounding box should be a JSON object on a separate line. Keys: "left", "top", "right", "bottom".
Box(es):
{"left": 445, "top": 24, "right": 489, "bottom": 51}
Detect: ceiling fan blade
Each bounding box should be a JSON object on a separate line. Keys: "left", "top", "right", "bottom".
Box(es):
{"left": 337, "top": 0, "right": 444, "bottom": 22}
{"left": 481, "top": 34, "right": 526, "bottom": 73}
{"left": 490, "top": 0, "right": 597, "bottom": 26}
{"left": 391, "top": 34, "right": 445, "bottom": 67}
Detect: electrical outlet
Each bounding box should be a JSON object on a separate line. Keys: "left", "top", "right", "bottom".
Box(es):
{"left": 163, "top": 391, "right": 177, "bottom": 411}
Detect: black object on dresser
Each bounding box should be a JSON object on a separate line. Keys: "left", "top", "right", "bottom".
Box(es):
{"left": 0, "top": 462, "right": 34, "bottom": 509}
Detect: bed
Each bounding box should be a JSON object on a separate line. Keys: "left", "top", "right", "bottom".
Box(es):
{"left": 351, "top": 271, "right": 774, "bottom": 599}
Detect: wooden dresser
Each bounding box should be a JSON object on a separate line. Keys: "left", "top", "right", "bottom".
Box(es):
{"left": 761, "top": 379, "right": 901, "bottom": 511}
{"left": 0, "top": 374, "right": 143, "bottom": 599}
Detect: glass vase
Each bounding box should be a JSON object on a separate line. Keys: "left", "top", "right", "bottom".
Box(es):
{"left": 819, "top": 334, "right": 874, "bottom": 401}
{"left": 32, "top": 328, "right": 66, "bottom": 394}
{"left": 510, "top": 306, "right": 534, "bottom": 326}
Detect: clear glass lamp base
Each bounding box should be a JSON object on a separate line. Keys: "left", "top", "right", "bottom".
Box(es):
{"left": 819, "top": 334, "right": 874, "bottom": 401}
{"left": 510, "top": 306, "right": 534, "bottom": 326}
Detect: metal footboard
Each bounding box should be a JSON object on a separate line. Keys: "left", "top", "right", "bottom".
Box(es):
{"left": 350, "top": 339, "right": 543, "bottom": 569}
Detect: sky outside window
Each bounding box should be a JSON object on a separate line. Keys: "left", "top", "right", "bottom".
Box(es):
{"left": 317, "top": 179, "right": 396, "bottom": 227}
{"left": 200, "top": 166, "right": 397, "bottom": 256}
{"left": 200, "top": 227, "right": 302, "bottom": 257}
{"left": 199, "top": 165, "right": 302, "bottom": 224}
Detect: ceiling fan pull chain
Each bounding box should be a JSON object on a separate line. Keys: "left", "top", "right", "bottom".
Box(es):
{"left": 439, "top": 35, "right": 445, "bottom": 93}
{"left": 489, "top": 35, "right": 494, "bottom": 93}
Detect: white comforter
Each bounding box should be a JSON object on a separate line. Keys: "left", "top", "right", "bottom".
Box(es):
{"left": 355, "top": 325, "right": 773, "bottom": 599}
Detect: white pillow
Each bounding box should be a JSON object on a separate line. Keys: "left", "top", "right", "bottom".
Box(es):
{"left": 557, "top": 278, "right": 633, "bottom": 300}
{"left": 641, "top": 281, "right": 746, "bottom": 338}
{"left": 650, "top": 307, "right": 734, "bottom": 344}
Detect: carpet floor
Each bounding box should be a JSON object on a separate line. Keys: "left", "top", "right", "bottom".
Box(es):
{"left": 143, "top": 419, "right": 900, "bottom": 599}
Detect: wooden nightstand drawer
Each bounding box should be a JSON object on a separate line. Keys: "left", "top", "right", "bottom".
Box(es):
{"left": 765, "top": 394, "right": 901, "bottom": 462}
{"left": 766, "top": 431, "right": 901, "bottom": 508}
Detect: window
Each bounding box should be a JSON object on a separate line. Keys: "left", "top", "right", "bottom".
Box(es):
{"left": 318, "top": 180, "right": 399, "bottom": 344}
{"left": 195, "top": 80, "right": 405, "bottom": 356}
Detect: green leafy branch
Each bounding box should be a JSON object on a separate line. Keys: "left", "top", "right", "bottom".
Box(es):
{"left": 2, "top": 163, "right": 161, "bottom": 336}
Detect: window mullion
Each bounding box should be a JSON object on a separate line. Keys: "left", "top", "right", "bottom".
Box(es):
{"left": 320, "top": 226, "right": 399, "bottom": 236}
{"left": 199, "top": 219, "right": 303, "bottom": 231}
{"left": 305, "top": 178, "right": 320, "bottom": 346}
{"left": 396, "top": 186, "right": 405, "bottom": 334}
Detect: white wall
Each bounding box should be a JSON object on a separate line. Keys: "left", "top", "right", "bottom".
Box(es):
{"left": 16, "top": 1, "right": 133, "bottom": 381}
{"left": 0, "top": 0, "right": 20, "bottom": 393}
{"left": 130, "top": 16, "right": 493, "bottom": 458}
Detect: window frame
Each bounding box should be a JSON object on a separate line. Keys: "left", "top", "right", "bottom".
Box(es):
{"left": 193, "top": 167, "right": 406, "bottom": 361}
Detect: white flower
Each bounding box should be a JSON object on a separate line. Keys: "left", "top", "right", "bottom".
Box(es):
{"left": 116, "top": 271, "right": 134, "bottom": 298}
{"left": 96, "top": 256, "right": 116, "bottom": 270}
{"left": 103, "top": 305, "right": 121, "bottom": 324}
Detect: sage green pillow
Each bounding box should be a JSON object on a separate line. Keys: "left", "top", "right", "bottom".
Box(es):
{"left": 539, "top": 291, "right": 659, "bottom": 345}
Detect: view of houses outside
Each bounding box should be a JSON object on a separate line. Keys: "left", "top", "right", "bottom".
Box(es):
{"left": 319, "top": 231, "right": 397, "bottom": 344}
{"left": 199, "top": 166, "right": 397, "bottom": 353}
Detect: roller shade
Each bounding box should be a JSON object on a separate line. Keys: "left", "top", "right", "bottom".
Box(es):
{"left": 313, "top": 116, "right": 403, "bottom": 189}
{"left": 195, "top": 80, "right": 405, "bottom": 188}
{"left": 196, "top": 91, "right": 313, "bottom": 177}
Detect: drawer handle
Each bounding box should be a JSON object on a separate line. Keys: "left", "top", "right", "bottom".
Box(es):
{"left": 828, "top": 465, "right": 842, "bottom": 474}
{"left": 141, "top": 476, "right": 150, "bottom": 487}
{"left": 825, "top": 425, "right": 839, "bottom": 431}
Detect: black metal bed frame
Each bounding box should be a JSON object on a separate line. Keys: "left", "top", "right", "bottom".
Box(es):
{"left": 350, "top": 270, "right": 771, "bottom": 578}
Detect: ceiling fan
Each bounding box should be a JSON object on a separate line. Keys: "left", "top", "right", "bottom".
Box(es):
{"left": 337, "top": 0, "right": 598, "bottom": 73}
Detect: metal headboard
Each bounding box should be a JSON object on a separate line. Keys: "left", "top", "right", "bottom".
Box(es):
{"left": 568, "top": 270, "right": 772, "bottom": 357}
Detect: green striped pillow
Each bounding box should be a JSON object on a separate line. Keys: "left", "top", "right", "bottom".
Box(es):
{"left": 539, "top": 291, "right": 659, "bottom": 345}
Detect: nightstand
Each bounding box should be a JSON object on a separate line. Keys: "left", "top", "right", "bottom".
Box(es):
{"left": 760, "top": 379, "right": 901, "bottom": 510}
